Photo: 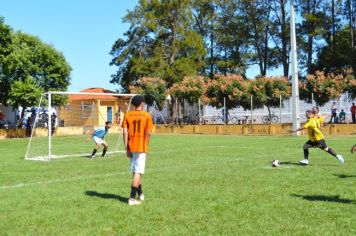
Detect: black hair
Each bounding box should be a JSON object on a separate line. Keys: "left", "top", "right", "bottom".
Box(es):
{"left": 131, "top": 95, "right": 144, "bottom": 107}
{"left": 105, "top": 121, "right": 112, "bottom": 125}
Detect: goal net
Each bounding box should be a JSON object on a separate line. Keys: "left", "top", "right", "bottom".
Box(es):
{"left": 25, "top": 90, "right": 135, "bottom": 161}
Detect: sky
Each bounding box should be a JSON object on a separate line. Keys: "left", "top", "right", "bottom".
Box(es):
{"left": 1, "top": 0, "right": 283, "bottom": 92}
{"left": 0, "top": 0, "right": 138, "bottom": 92}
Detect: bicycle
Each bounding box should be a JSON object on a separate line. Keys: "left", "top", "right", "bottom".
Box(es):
{"left": 262, "top": 112, "right": 279, "bottom": 124}
{"left": 210, "top": 114, "right": 238, "bottom": 124}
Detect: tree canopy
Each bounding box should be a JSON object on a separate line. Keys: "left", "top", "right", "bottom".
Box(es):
{"left": 0, "top": 18, "right": 71, "bottom": 111}
{"left": 111, "top": 0, "right": 356, "bottom": 93}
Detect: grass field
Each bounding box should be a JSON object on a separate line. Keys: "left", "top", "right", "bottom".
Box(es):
{"left": 0, "top": 134, "right": 355, "bottom": 235}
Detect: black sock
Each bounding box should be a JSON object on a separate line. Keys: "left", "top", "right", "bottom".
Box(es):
{"left": 327, "top": 147, "right": 337, "bottom": 157}
{"left": 137, "top": 184, "right": 142, "bottom": 195}
{"left": 91, "top": 149, "right": 97, "bottom": 157}
{"left": 303, "top": 149, "right": 309, "bottom": 159}
{"left": 130, "top": 186, "right": 138, "bottom": 199}
{"left": 102, "top": 148, "right": 107, "bottom": 157}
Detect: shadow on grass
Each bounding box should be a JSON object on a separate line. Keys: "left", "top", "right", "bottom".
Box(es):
{"left": 291, "top": 194, "right": 355, "bottom": 204}
{"left": 85, "top": 190, "right": 128, "bottom": 203}
{"left": 333, "top": 174, "right": 356, "bottom": 179}
{"left": 279, "top": 161, "right": 300, "bottom": 166}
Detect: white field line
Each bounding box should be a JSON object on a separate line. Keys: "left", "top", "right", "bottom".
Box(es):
{"left": 0, "top": 151, "right": 299, "bottom": 190}
{"left": 25, "top": 151, "right": 124, "bottom": 161}
{"left": 0, "top": 158, "right": 242, "bottom": 190}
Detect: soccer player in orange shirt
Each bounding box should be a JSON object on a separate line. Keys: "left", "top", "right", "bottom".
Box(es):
{"left": 122, "top": 95, "right": 153, "bottom": 206}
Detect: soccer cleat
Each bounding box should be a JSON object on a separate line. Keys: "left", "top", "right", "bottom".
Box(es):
{"left": 128, "top": 198, "right": 141, "bottom": 206}
{"left": 299, "top": 159, "right": 309, "bottom": 165}
{"left": 101, "top": 154, "right": 106, "bottom": 158}
{"left": 351, "top": 145, "right": 356, "bottom": 154}
{"left": 89, "top": 155, "right": 96, "bottom": 159}
{"left": 139, "top": 194, "right": 144, "bottom": 201}
{"left": 336, "top": 155, "right": 344, "bottom": 164}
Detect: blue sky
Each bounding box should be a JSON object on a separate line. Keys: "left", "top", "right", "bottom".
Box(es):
{"left": 1, "top": 0, "right": 283, "bottom": 92}
{"left": 0, "top": 0, "right": 138, "bottom": 92}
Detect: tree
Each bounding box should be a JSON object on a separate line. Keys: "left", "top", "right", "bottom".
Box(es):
{"left": 240, "top": 0, "right": 278, "bottom": 76}
{"left": 0, "top": 17, "right": 13, "bottom": 103}
{"left": 192, "top": 0, "right": 217, "bottom": 78}
{"left": 299, "top": 71, "right": 345, "bottom": 106}
{"left": 315, "top": 26, "right": 356, "bottom": 76}
{"left": 169, "top": 75, "right": 207, "bottom": 105}
{"left": 7, "top": 78, "right": 43, "bottom": 124}
{"left": 0, "top": 29, "right": 71, "bottom": 108}
{"left": 129, "top": 77, "right": 167, "bottom": 110}
{"left": 205, "top": 74, "right": 246, "bottom": 112}
{"left": 240, "top": 76, "right": 291, "bottom": 121}
{"left": 110, "top": 0, "right": 206, "bottom": 91}
{"left": 343, "top": 68, "right": 356, "bottom": 98}
{"left": 214, "top": 0, "right": 249, "bottom": 76}
{"left": 296, "top": 0, "right": 327, "bottom": 74}
{"left": 269, "top": 0, "right": 290, "bottom": 77}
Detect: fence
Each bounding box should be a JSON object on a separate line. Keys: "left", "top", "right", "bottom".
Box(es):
{"left": 149, "top": 92, "right": 356, "bottom": 125}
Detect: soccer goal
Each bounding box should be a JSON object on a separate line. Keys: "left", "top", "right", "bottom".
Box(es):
{"left": 25, "top": 90, "right": 135, "bottom": 161}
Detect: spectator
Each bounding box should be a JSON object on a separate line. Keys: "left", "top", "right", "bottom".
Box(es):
{"left": 339, "top": 109, "right": 346, "bottom": 123}
{"left": 351, "top": 103, "right": 356, "bottom": 124}
{"left": 329, "top": 102, "right": 337, "bottom": 123}
{"left": 51, "top": 112, "right": 57, "bottom": 136}
{"left": 0, "top": 111, "right": 4, "bottom": 121}
{"left": 26, "top": 117, "right": 32, "bottom": 137}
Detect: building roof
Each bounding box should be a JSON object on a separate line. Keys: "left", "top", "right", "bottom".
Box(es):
{"left": 69, "top": 88, "right": 120, "bottom": 101}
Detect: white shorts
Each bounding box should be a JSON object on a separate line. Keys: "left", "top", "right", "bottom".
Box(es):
{"left": 130, "top": 153, "right": 146, "bottom": 174}
{"left": 93, "top": 136, "right": 105, "bottom": 145}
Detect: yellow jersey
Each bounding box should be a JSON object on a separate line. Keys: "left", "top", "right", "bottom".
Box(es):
{"left": 314, "top": 114, "right": 325, "bottom": 126}
{"left": 303, "top": 117, "right": 324, "bottom": 142}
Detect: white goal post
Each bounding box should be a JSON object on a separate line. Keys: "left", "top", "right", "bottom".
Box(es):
{"left": 25, "top": 91, "right": 135, "bottom": 161}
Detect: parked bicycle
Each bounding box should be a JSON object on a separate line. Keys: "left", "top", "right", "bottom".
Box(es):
{"left": 262, "top": 112, "right": 279, "bottom": 124}
{"left": 210, "top": 113, "right": 238, "bottom": 124}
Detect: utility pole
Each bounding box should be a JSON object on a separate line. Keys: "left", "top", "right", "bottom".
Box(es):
{"left": 290, "top": 0, "right": 300, "bottom": 135}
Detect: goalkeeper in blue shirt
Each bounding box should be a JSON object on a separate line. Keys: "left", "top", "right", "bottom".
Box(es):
{"left": 87, "top": 121, "right": 112, "bottom": 158}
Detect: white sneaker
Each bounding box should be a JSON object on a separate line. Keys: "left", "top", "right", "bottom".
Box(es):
{"left": 89, "top": 155, "right": 96, "bottom": 159}
{"left": 128, "top": 198, "right": 141, "bottom": 206}
{"left": 336, "top": 155, "right": 344, "bottom": 164}
{"left": 139, "top": 194, "right": 144, "bottom": 201}
{"left": 299, "top": 159, "right": 309, "bottom": 165}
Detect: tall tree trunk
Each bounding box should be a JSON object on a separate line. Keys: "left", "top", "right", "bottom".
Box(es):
{"left": 210, "top": 17, "right": 214, "bottom": 79}
{"left": 306, "top": 0, "right": 313, "bottom": 73}
{"left": 281, "top": 0, "right": 289, "bottom": 77}
{"left": 348, "top": 0, "right": 354, "bottom": 48}
{"left": 332, "top": 0, "right": 336, "bottom": 54}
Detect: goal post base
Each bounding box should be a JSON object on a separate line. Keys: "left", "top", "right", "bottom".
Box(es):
{"left": 25, "top": 151, "right": 125, "bottom": 161}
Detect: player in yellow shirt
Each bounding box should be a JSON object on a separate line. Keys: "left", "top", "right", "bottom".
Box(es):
{"left": 312, "top": 106, "right": 325, "bottom": 127}
{"left": 122, "top": 95, "right": 153, "bottom": 206}
{"left": 292, "top": 110, "right": 344, "bottom": 165}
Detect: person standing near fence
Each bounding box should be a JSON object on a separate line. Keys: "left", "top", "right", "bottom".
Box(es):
{"left": 329, "top": 102, "right": 337, "bottom": 123}
{"left": 351, "top": 103, "right": 356, "bottom": 124}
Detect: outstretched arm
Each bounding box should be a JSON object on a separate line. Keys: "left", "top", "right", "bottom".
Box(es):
{"left": 85, "top": 130, "right": 94, "bottom": 142}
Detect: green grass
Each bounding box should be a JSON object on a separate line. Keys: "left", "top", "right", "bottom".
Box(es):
{"left": 0, "top": 134, "right": 355, "bottom": 235}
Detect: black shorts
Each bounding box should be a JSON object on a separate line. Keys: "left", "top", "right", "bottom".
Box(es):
{"left": 305, "top": 139, "right": 327, "bottom": 149}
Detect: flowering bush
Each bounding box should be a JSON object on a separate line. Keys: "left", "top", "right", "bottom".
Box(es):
{"left": 129, "top": 77, "right": 167, "bottom": 110}
{"left": 342, "top": 68, "right": 356, "bottom": 99}
{"left": 299, "top": 71, "right": 345, "bottom": 106}
{"left": 205, "top": 74, "right": 247, "bottom": 109}
{"left": 169, "top": 76, "right": 207, "bottom": 105}
{"left": 240, "top": 76, "right": 291, "bottom": 110}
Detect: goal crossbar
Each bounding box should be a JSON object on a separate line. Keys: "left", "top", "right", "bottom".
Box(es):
{"left": 25, "top": 91, "right": 135, "bottom": 161}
